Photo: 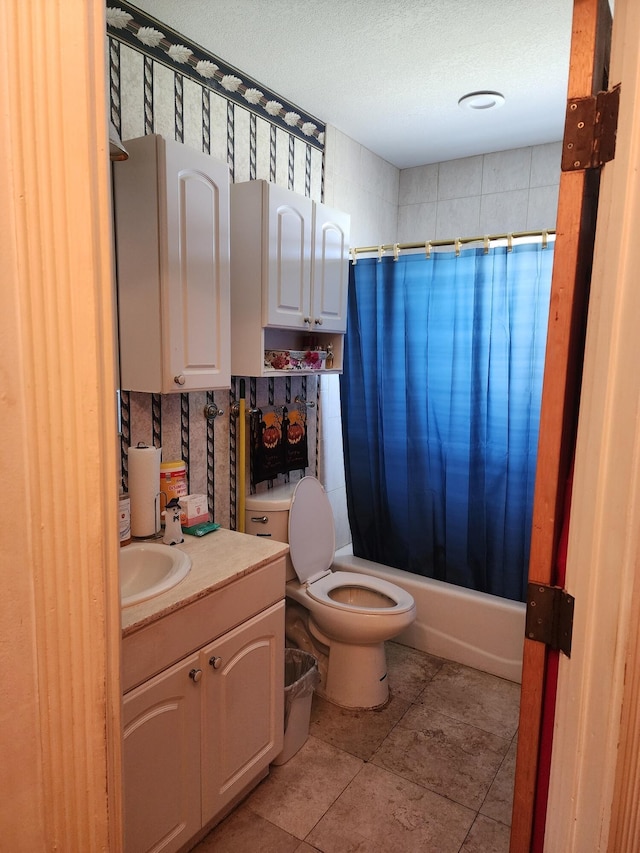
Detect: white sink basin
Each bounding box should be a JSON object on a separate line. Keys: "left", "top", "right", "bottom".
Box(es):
{"left": 120, "top": 542, "right": 192, "bottom": 608}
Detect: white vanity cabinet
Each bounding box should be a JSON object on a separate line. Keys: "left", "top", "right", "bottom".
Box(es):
{"left": 200, "top": 603, "right": 284, "bottom": 823}
{"left": 121, "top": 557, "right": 285, "bottom": 853}
{"left": 122, "top": 650, "right": 202, "bottom": 853}
{"left": 113, "top": 133, "right": 231, "bottom": 392}
{"left": 230, "top": 179, "right": 350, "bottom": 376}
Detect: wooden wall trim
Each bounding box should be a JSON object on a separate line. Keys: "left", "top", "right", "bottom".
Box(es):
{"left": 1, "top": 0, "right": 122, "bottom": 847}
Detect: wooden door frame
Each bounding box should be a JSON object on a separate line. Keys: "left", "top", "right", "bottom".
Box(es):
{"left": 545, "top": 0, "right": 640, "bottom": 848}
{"left": 510, "top": 0, "right": 612, "bottom": 849}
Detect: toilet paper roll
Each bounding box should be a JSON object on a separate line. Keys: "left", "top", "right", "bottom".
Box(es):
{"left": 128, "top": 444, "right": 162, "bottom": 537}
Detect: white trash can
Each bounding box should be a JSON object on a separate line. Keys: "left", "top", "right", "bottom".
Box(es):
{"left": 272, "top": 649, "right": 320, "bottom": 765}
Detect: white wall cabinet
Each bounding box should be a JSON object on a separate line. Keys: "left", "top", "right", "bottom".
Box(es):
{"left": 230, "top": 180, "right": 350, "bottom": 376}
{"left": 122, "top": 560, "right": 285, "bottom": 853}
{"left": 113, "top": 134, "right": 231, "bottom": 392}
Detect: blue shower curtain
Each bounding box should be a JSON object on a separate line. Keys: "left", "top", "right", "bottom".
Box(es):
{"left": 340, "top": 243, "right": 554, "bottom": 601}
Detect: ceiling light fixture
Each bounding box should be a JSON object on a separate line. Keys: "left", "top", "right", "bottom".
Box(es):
{"left": 458, "top": 91, "right": 505, "bottom": 111}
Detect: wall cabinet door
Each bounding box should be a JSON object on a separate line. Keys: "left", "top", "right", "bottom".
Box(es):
{"left": 312, "top": 202, "right": 350, "bottom": 333}
{"left": 122, "top": 651, "right": 202, "bottom": 853}
{"left": 114, "top": 134, "right": 231, "bottom": 393}
{"left": 264, "top": 183, "right": 314, "bottom": 329}
{"left": 200, "top": 601, "right": 285, "bottom": 823}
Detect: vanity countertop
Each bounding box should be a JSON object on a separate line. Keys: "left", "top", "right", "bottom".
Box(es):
{"left": 121, "top": 528, "right": 289, "bottom": 636}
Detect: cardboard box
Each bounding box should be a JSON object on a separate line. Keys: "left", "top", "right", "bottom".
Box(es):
{"left": 179, "top": 494, "right": 209, "bottom": 527}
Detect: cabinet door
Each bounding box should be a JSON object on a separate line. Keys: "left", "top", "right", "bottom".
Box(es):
{"left": 114, "top": 134, "right": 231, "bottom": 393}
{"left": 312, "top": 203, "right": 351, "bottom": 333}
{"left": 161, "top": 137, "right": 231, "bottom": 391}
{"left": 201, "top": 601, "right": 285, "bottom": 823}
{"left": 122, "top": 651, "right": 202, "bottom": 853}
{"left": 264, "top": 184, "right": 314, "bottom": 329}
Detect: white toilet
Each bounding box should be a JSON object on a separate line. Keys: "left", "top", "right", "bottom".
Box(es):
{"left": 245, "top": 477, "right": 416, "bottom": 709}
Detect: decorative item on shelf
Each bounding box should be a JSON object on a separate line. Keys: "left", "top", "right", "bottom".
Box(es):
{"left": 325, "top": 343, "right": 334, "bottom": 369}
{"left": 264, "top": 349, "right": 327, "bottom": 371}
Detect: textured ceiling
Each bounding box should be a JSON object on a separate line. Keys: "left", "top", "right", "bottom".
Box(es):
{"left": 130, "top": 0, "right": 575, "bottom": 168}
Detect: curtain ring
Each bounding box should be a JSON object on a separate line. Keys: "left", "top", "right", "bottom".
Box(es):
{"left": 455, "top": 238, "right": 461, "bottom": 257}
{"left": 378, "top": 245, "right": 384, "bottom": 263}
{"left": 483, "top": 235, "right": 490, "bottom": 255}
{"left": 507, "top": 233, "right": 513, "bottom": 253}
{"left": 425, "top": 240, "right": 432, "bottom": 259}
{"left": 393, "top": 243, "right": 400, "bottom": 262}
{"left": 542, "top": 229, "right": 549, "bottom": 249}
{"left": 351, "top": 247, "right": 357, "bottom": 265}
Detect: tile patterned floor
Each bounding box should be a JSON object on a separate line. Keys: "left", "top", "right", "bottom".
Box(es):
{"left": 192, "top": 642, "right": 519, "bottom": 853}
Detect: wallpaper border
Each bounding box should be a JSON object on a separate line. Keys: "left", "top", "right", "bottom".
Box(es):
{"left": 106, "top": 2, "right": 326, "bottom": 151}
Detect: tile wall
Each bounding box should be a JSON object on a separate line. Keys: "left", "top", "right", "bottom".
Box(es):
{"left": 397, "top": 142, "right": 562, "bottom": 242}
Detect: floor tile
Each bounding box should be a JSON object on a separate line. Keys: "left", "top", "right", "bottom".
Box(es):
{"left": 481, "top": 736, "right": 517, "bottom": 826}
{"left": 416, "top": 661, "right": 520, "bottom": 738}
{"left": 310, "top": 691, "right": 410, "bottom": 760}
{"left": 191, "top": 804, "right": 299, "bottom": 852}
{"left": 294, "top": 844, "right": 322, "bottom": 852}
{"left": 307, "top": 762, "right": 475, "bottom": 853}
{"left": 385, "top": 641, "right": 444, "bottom": 702}
{"left": 460, "top": 814, "right": 511, "bottom": 852}
{"left": 244, "top": 735, "right": 363, "bottom": 839}
{"left": 372, "top": 705, "right": 510, "bottom": 811}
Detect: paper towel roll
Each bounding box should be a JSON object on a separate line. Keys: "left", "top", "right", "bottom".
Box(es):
{"left": 128, "top": 444, "right": 162, "bottom": 537}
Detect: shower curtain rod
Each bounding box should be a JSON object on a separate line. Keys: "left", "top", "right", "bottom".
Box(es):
{"left": 350, "top": 228, "right": 555, "bottom": 263}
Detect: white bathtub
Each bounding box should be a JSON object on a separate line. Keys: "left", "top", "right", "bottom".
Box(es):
{"left": 333, "top": 545, "right": 526, "bottom": 683}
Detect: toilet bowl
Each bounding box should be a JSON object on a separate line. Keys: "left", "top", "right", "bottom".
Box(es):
{"left": 245, "top": 477, "right": 416, "bottom": 709}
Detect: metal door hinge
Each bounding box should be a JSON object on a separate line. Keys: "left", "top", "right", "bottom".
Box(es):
{"left": 525, "top": 583, "right": 575, "bottom": 657}
{"left": 561, "top": 83, "right": 620, "bottom": 172}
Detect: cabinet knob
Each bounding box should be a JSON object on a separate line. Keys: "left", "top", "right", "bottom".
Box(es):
{"left": 314, "top": 317, "right": 323, "bottom": 326}
{"left": 303, "top": 316, "right": 311, "bottom": 325}
{"left": 209, "top": 655, "right": 222, "bottom": 670}
{"left": 174, "top": 374, "right": 186, "bottom": 386}
{"left": 189, "top": 668, "right": 203, "bottom": 683}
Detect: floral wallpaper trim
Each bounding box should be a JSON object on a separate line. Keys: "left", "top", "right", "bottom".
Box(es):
{"left": 106, "top": 2, "right": 326, "bottom": 150}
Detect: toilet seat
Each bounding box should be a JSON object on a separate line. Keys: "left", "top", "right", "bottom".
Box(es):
{"left": 306, "top": 570, "right": 415, "bottom": 614}
{"left": 288, "top": 477, "right": 336, "bottom": 584}
{"left": 288, "top": 478, "right": 413, "bottom": 615}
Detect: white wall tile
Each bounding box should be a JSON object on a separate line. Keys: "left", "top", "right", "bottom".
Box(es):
{"left": 482, "top": 147, "right": 532, "bottom": 194}
{"left": 381, "top": 159, "right": 400, "bottom": 205}
{"left": 527, "top": 184, "right": 560, "bottom": 230}
{"left": 479, "top": 189, "right": 530, "bottom": 233}
{"left": 435, "top": 195, "right": 481, "bottom": 239}
{"left": 397, "top": 202, "right": 437, "bottom": 243}
{"left": 530, "top": 141, "right": 562, "bottom": 187}
{"left": 398, "top": 164, "right": 438, "bottom": 205}
{"left": 327, "top": 486, "right": 351, "bottom": 550}
{"left": 438, "top": 155, "right": 483, "bottom": 200}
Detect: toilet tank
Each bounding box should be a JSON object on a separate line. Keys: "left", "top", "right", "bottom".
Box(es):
{"left": 245, "top": 483, "right": 297, "bottom": 580}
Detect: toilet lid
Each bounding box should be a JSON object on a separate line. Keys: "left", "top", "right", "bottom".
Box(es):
{"left": 288, "top": 477, "right": 336, "bottom": 584}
